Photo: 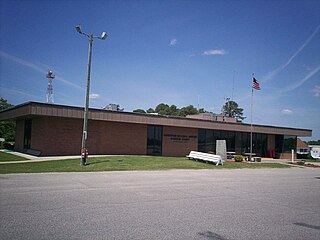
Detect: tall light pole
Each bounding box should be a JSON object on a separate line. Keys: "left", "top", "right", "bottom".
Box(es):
{"left": 76, "top": 24, "right": 107, "bottom": 166}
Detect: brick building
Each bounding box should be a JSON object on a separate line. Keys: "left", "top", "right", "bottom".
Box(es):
{"left": 0, "top": 102, "right": 312, "bottom": 158}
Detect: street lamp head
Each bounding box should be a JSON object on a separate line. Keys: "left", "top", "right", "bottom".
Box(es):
{"left": 76, "top": 24, "right": 82, "bottom": 33}
{"left": 100, "top": 32, "right": 107, "bottom": 40}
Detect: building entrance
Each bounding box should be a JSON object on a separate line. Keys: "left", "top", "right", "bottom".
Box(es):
{"left": 147, "top": 125, "right": 163, "bottom": 156}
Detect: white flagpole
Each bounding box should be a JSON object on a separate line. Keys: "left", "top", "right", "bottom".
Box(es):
{"left": 250, "top": 73, "right": 254, "bottom": 161}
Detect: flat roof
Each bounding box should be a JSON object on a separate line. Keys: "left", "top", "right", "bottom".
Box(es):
{"left": 0, "top": 101, "right": 312, "bottom": 137}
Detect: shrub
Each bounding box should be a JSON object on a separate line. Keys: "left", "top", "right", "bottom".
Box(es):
{"left": 234, "top": 155, "right": 243, "bottom": 162}
{"left": 1, "top": 141, "right": 14, "bottom": 150}
{"left": 307, "top": 153, "right": 315, "bottom": 160}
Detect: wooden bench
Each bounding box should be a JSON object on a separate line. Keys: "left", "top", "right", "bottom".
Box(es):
{"left": 186, "top": 151, "right": 223, "bottom": 166}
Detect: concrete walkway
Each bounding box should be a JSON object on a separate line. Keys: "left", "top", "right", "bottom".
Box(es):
{"left": 261, "top": 158, "right": 320, "bottom": 166}
{"left": 0, "top": 150, "right": 112, "bottom": 164}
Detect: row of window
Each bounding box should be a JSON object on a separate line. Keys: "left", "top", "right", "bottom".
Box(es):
{"left": 146, "top": 126, "right": 297, "bottom": 157}
{"left": 146, "top": 126, "right": 271, "bottom": 157}
{"left": 198, "top": 129, "right": 268, "bottom": 156}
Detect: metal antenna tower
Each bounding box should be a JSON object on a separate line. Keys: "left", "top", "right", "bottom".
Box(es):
{"left": 46, "top": 71, "right": 55, "bottom": 103}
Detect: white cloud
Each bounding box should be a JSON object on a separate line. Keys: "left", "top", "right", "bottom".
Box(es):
{"left": 89, "top": 93, "right": 101, "bottom": 99}
{"left": 169, "top": 38, "right": 177, "bottom": 46}
{"left": 281, "top": 109, "right": 293, "bottom": 115}
{"left": 202, "top": 49, "right": 227, "bottom": 55}
{"left": 262, "top": 24, "right": 320, "bottom": 82}
{"left": 311, "top": 85, "right": 320, "bottom": 97}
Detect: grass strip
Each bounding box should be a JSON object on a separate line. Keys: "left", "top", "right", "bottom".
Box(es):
{"left": 0, "top": 151, "right": 28, "bottom": 162}
{"left": 0, "top": 156, "right": 289, "bottom": 174}
{"left": 305, "top": 159, "right": 320, "bottom": 162}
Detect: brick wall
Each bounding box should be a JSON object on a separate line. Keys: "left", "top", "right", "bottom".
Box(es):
{"left": 29, "top": 117, "right": 147, "bottom": 156}
{"left": 87, "top": 120, "right": 147, "bottom": 155}
{"left": 162, "top": 126, "right": 198, "bottom": 157}
{"left": 280, "top": 152, "right": 297, "bottom": 160}
{"left": 31, "top": 117, "right": 82, "bottom": 156}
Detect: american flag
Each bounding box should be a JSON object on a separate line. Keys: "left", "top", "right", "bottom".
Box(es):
{"left": 252, "top": 78, "right": 261, "bottom": 90}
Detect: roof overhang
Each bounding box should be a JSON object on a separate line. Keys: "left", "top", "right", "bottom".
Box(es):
{"left": 0, "top": 101, "right": 312, "bottom": 137}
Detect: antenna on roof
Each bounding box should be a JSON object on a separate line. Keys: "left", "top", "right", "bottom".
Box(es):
{"left": 231, "top": 70, "right": 237, "bottom": 101}
{"left": 46, "top": 71, "right": 55, "bottom": 104}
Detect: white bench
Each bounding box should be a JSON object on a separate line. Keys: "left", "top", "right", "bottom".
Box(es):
{"left": 186, "top": 151, "right": 223, "bottom": 166}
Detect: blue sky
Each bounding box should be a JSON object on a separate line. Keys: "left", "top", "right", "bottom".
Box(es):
{"left": 0, "top": 0, "right": 319, "bottom": 140}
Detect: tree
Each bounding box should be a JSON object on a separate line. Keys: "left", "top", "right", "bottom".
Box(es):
{"left": 133, "top": 103, "right": 208, "bottom": 117}
{"left": 307, "top": 140, "right": 320, "bottom": 145}
{"left": 155, "top": 103, "right": 170, "bottom": 115}
{"left": 169, "top": 105, "right": 179, "bottom": 116}
{"left": 222, "top": 100, "right": 245, "bottom": 122}
{"left": 0, "top": 98, "right": 15, "bottom": 142}
{"left": 198, "top": 108, "right": 206, "bottom": 113}
{"left": 0, "top": 98, "right": 13, "bottom": 111}
{"left": 178, "top": 105, "right": 198, "bottom": 117}
{"left": 146, "top": 108, "right": 155, "bottom": 113}
{"left": 133, "top": 109, "right": 146, "bottom": 113}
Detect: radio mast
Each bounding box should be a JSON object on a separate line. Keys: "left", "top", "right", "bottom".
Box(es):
{"left": 46, "top": 71, "right": 55, "bottom": 103}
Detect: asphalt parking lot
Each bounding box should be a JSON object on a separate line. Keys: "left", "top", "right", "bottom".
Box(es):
{"left": 1, "top": 168, "right": 319, "bottom": 240}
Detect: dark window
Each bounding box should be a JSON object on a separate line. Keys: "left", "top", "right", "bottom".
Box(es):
{"left": 246, "top": 133, "right": 267, "bottom": 157}
{"left": 235, "top": 132, "right": 242, "bottom": 154}
{"left": 147, "top": 125, "right": 163, "bottom": 156}
{"left": 261, "top": 134, "right": 267, "bottom": 157}
{"left": 227, "top": 131, "right": 235, "bottom": 152}
{"left": 24, "top": 119, "right": 32, "bottom": 149}
{"left": 213, "top": 130, "right": 221, "bottom": 140}
{"left": 255, "top": 133, "right": 262, "bottom": 156}
{"left": 212, "top": 130, "right": 221, "bottom": 152}
{"left": 252, "top": 133, "right": 257, "bottom": 154}
{"left": 220, "top": 131, "right": 227, "bottom": 140}
{"left": 242, "top": 132, "right": 250, "bottom": 154}
{"left": 205, "top": 130, "right": 214, "bottom": 152}
{"left": 275, "top": 135, "right": 284, "bottom": 154}
{"left": 198, "top": 129, "right": 206, "bottom": 152}
{"left": 198, "top": 129, "right": 268, "bottom": 157}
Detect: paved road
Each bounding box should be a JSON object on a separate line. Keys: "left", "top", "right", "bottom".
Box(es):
{"left": 1, "top": 168, "right": 320, "bottom": 240}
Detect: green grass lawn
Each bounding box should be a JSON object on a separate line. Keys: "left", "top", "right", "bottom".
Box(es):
{"left": 0, "top": 151, "right": 28, "bottom": 162}
{"left": 0, "top": 155, "right": 289, "bottom": 174}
